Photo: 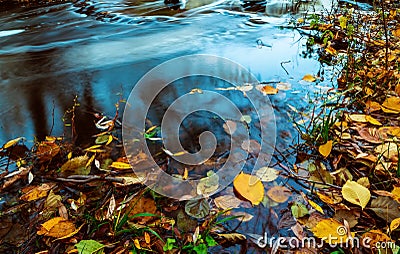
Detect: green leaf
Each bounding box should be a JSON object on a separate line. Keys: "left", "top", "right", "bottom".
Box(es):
{"left": 75, "top": 240, "right": 104, "bottom": 254}
{"left": 291, "top": 202, "right": 309, "bottom": 218}
{"left": 205, "top": 235, "right": 218, "bottom": 247}
{"left": 193, "top": 243, "right": 207, "bottom": 254}
{"left": 163, "top": 238, "right": 177, "bottom": 251}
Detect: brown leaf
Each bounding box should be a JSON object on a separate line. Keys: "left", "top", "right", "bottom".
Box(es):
{"left": 266, "top": 186, "right": 291, "bottom": 203}
{"left": 36, "top": 141, "right": 60, "bottom": 162}
{"left": 369, "top": 196, "right": 400, "bottom": 222}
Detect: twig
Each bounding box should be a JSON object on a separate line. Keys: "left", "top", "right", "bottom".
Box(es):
{"left": 54, "top": 175, "right": 125, "bottom": 183}
{"left": 282, "top": 173, "right": 342, "bottom": 189}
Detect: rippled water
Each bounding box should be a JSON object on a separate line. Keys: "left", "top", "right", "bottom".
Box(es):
{"left": 0, "top": 0, "right": 343, "bottom": 252}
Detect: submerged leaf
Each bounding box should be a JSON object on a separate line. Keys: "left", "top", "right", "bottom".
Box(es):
{"left": 233, "top": 173, "right": 264, "bottom": 205}
{"left": 266, "top": 186, "right": 291, "bottom": 203}
{"left": 185, "top": 199, "right": 210, "bottom": 219}
{"left": 255, "top": 167, "right": 279, "bottom": 182}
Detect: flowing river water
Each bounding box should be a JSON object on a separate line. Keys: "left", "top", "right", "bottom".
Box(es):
{"left": 0, "top": 0, "right": 371, "bottom": 252}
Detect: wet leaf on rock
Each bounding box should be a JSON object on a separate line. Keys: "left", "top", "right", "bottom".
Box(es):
{"left": 185, "top": 198, "right": 210, "bottom": 219}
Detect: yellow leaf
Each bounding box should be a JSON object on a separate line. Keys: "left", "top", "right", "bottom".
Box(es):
{"left": 54, "top": 224, "right": 84, "bottom": 241}
{"left": 302, "top": 74, "right": 316, "bottom": 82}
{"left": 348, "top": 114, "right": 367, "bottom": 123}
{"left": 365, "top": 115, "right": 382, "bottom": 126}
{"left": 311, "top": 218, "right": 354, "bottom": 244}
{"left": 319, "top": 140, "right": 333, "bottom": 157}
{"left": 390, "top": 217, "right": 400, "bottom": 232}
{"left": 357, "top": 177, "right": 370, "bottom": 188}
{"left": 391, "top": 186, "right": 400, "bottom": 203}
{"left": 308, "top": 199, "right": 324, "bottom": 214}
{"left": 20, "top": 183, "right": 53, "bottom": 201}
{"left": 134, "top": 239, "right": 141, "bottom": 249}
{"left": 365, "top": 100, "right": 381, "bottom": 112}
{"left": 106, "top": 135, "right": 113, "bottom": 145}
{"left": 3, "top": 137, "right": 24, "bottom": 149}
{"left": 266, "top": 186, "right": 291, "bottom": 203}
{"left": 317, "top": 192, "right": 342, "bottom": 205}
{"left": 362, "top": 230, "right": 392, "bottom": 248}
{"left": 341, "top": 180, "right": 371, "bottom": 209}
{"left": 374, "top": 142, "right": 399, "bottom": 160}
{"left": 37, "top": 217, "right": 76, "bottom": 238}
{"left": 233, "top": 173, "right": 264, "bottom": 205}
{"left": 392, "top": 28, "right": 400, "bottom": 37}
{"left": 110, "top": 161, "right": 132, "bottom": 169}
{"left": 382, "top": 97, "right": 400, "bottom": 113}
{"left": 325, "top": 46, "right": 337, "bottom": 55}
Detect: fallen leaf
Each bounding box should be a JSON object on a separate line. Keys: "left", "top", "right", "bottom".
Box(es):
{"left": 110, "top": 161, "right": 132, "bottom": 169}
{"left": 382, "top": 97, "right": 400, "bottom": 113}
{"left": 75, "top": 240, "right": 105, "bottom": 254}
{"left": 128, "top": 196, "right": 157, "bottom": 224}
{"left": 223, "top": 120, "right": 237, "bottom": 135}
{"left": 341, "top": 180, "right": 371, "bottom": 209}
{"left": 37, "top": 217, "right": 76, "bottom": 238}
{"left": 374, "top": 143, "right": 399, "bottom": 161}
{"left": 266, "top": 186, "right": 291, "bottom": 203}
{"left": 255, "top": 167, "right": 279, "bottom": 182}
{"left": 241, "top": 140, "right": 261, "bottom": 155}
{"left": 20, "top": 183, "right": 54, "bottom": 201}
{"left": 302, "top": 74, "right": 316, "bottom": 82}
{"left": 369, "top": 196, "right": 400, "bottom": 222}
{"left": 60, "top": 156, "right": 90, "bottom": 176}
{"left": 392, "top": 186, "right": 400, "bottom": 202}
{"left": 319, "top": 140, "right": 333, "bottom": 157}
{"left": 214, "top": 195, "right": 242, "bottom": 210}
{"left": 311, "top": 218, "right": 354, "bottom": 244}
{"left": 365, "top": 100, "right": 381, "bottom": 112}
{"left": 357, "top": 177, "right": 370, "bottom": 188}
{"left": 291, "top": 202, "right": 309, "bottom": 218}
{"left": 3, "top": 137, "right": 24, "bottom": 149}
{"left": 365, "top": 115, "right": 382, "bottom": 126}
{"left": 197, "top": 171, "right": 219, "bottom": 196}
{"left": 325, "top": 45, "right": 337, "bottom": 55}
{"left": 334, "top": 209, "right": 359, "bottom": 228}
{"left": 36, "top": 141, "right": 60, "bottom": 162}
{"left": 233, "top": 173, "right": 264, "bottom": 205}
{"left": 256, "top": 85, "right": 279, "bottom": 95}
{"left": 390, "top": 217, "right": 400, "bottom": 232}
{"left": 230, "top": 211, "right": 254, "bottom": 222}
{"left": 185, "top": 199, "right": 210, "bottom": 219}
{"left": 307, "top": 199, "right": 324, "bottom": 214}
{"left": 362, "top": 230, "right": 392, "bottom": 249}
{"left": 348, "top": 114, "right": 367, "bottom": 123}
{"left": 216, "top": 233, "right": 246, "bottom": 243}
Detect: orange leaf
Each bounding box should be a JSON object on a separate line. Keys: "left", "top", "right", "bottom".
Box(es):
{"left": 302, "top": 74, "right": 316, "bottom": 82}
